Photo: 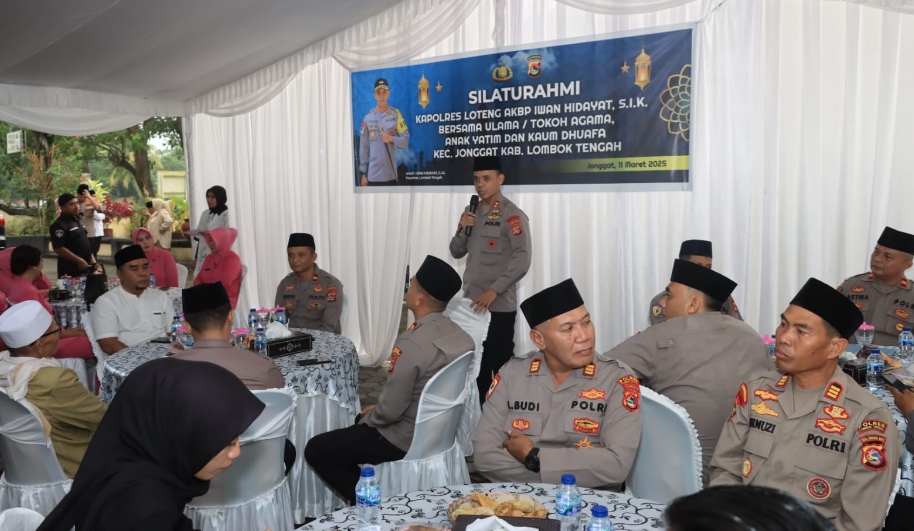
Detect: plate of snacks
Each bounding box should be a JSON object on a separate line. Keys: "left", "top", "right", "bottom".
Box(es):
{"left": 447, "top": 492, "right": 548, "bottom": 522}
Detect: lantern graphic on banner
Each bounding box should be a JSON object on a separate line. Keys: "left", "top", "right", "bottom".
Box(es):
{"left": 634, "top": 46, "right": 652, "bottom": 90}
{"left": 418, "top": 73, "right": 430, "bottom": 108}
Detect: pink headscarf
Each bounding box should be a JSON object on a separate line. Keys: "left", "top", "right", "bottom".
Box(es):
{"left": 132, "top": 227, "right": 154, "bottom": 246}
{"left": 204, "top": 227, "right": 238, "bottom": 256}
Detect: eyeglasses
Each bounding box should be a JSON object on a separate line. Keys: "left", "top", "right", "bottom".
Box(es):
{"left": 38, "top": 327, "right": 61, "bottom": 340}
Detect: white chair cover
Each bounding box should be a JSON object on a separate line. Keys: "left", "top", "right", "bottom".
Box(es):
{"left": 82, "top": 313, "right": 109, "bottom": 385}
{"left": 175, "top": 263, "right": 189, "bottom": 289}
{"left": 185, "top": 388, "right": 297, "bottom": 531}
{"left": 376, "top": 351, "right": 474, "bottom": 496}
{"left": 0, "top": 393, "right": 72, "bottom": 516}
{"left": 0, "top": 507, "right": 44, "bottom": 531}
{"left": 289, "top": 395, "right": 350, "bottom": 521}
{"left": 443, "top": 297, "right": 491, "bottom": 457}
{"left": 54, "top": 358, "right": 89, "bottom": 391}
{"left": 625, "top": 387, "right": 702, "bottom": 503}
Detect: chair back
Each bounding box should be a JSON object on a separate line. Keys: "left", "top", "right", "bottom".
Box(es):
{"left": 0, "top": 393, "right": 70, "bottom": 486}
{"left": 403, "top": 351, "right": 473, "bottom": 460}
{"left": 188, "top": 389, "right": 295, "bottom": 507}
{"left": 82, "top": 314, "right": 108, "bottom": 384}
{"left": 175, "top": 263, "right": 189, "bottom": 289}
{"left": 625, "top": 387, "right": 702, "bottom": 503}
{"left": 443, "top": 298, "right": 490, "bottom": 456}
{"left": 0, "top": 508, "right": 44, "bottom": 531}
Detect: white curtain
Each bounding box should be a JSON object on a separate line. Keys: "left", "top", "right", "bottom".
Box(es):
{"left": 552, "top": 0, "right": 701, "bottom": 15}
{"left": 188, "top": 0, "right": 914, "bottom": 364}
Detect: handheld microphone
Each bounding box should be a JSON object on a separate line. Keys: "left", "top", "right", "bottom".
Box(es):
{"left": 465, "top": 195, "right": 480, "bottom": 237}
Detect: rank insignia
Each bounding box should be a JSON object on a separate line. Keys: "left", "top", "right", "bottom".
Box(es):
{"left": 327, "top": 286, "right": 338, "bottom": 302}
{"left": 897, "top": 322, "right": 906, "bottom": 333}
{"left": 309, "top": 302, "right": 322, "bottom": 309}
{"left": 486, "top": 374, "right": 501, "bottom": 400}
{"left": 508, "top": 215, "right": 523, "bottom": 236}
{"left": 823, "top": 405, "right": 850, "bottom": 420}
{"left": 902, "top": 278, "right": 909, "bottom": 288}
{"left": 580, "top": 388, "right": 606, "bottom": 400}
{"left": 574, "top": 436, "right": 593, "bottom": 449}
{"left": 855, "top": 303, "right": 863, "bottom": 309}
{"left": 837, "top": 285, "right": 843, "bottom": 293}
{"left": 742, "top": 457, "right": 752, "bottom": 478}
{"left": 492, "top": 200, "right": 500, "bottom": 210}
{"left": 527, "top": 54, "right": 542, "bottom": 78}
{"left": 807, "top": 477, "right": 831, "bottom": 500}
{"left": 750, "top": 402, "right": 779, "bottom": 417}
{"left": 487, "top": 239, "right": 497, "bottom": 249}
{"left": 824, "top": 382, "right": 843, "bottom": 401}
{"left": 388, "top": 347, "right": 402, "bottom": 374}
{"left": 573, "top": 418, "right": 600, "bottom": 434}
{"left": 408, "top": 322, "right": 417, "bottom": 331}
{"left": 511, "top": 419, "right": 530, "bottom": 431}
{"left": 861, "top": 443, "right": 887, "bottom": 471}
{"left": 285, "top": 285, "right": 295, "bottom": 291}
{"left": 867, "top": 273, "right": 875, "bottom": 280}
{"left": 775, "top": 375, "right": 789, "bottom": 388}
{"left": 734, "top": 383, "right": 749, "bottom": 407}
{"left": 851, "top": 286, "right": 865, "bottom": 293}
{"left": 312, "top": 274, "right": 319, "bottom": 282}
{"left": 895, "top": 308, "right": 910, "bottom": 320}
{"left": 583, "top": 364, "right": 596, "bottom": 377}
{"left": 815, "top": 418, "right": 847, "bottom": 435}
{"left": 857, "top": 419, "right": 888, "bottom": 433}
{"left": 651, "top": 305, "right": 662, "bottom": 317}
{"left": 529, "top": 359, "right": 541, "bottom": 374}
{"left": 313, "top": 284, "right": 323, "bottom": 294}
{"left": 754, "top": 389, "right": 778, "bottom": 401}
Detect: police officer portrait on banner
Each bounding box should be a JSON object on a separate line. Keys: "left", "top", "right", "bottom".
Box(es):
{"left": 50, "top": 193, "right": 100, "bottom": 278}
{"left": 449, "top": 155, "right": 532, "bottom": 404}
{"left": 472, "top": 279, "right": 641, "bottom": 489}
{"left": 358, "top": 78, "right": 409, "bottom": 186}
{"left": 709, "top": 278, "right": 900, "bottom": 531}
{"left": 605, "top": 259, "right": 773, "bottom": 484}
{"left": 648, "top": 240, "right": 742, "bottom": 326}
{"left": 837, "top": 226, "right": 914, "bottom": 346}
{"left": 274, "top": 233, "right": 344, "bottom": 334}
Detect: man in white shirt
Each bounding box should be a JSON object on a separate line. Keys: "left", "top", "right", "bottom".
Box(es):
{"left": 91, "top": 245, "right": 174, "bottom": 354}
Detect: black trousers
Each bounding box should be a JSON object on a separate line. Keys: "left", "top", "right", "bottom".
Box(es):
{"left": 477, "top": 310, "right": 517, "bottom": 404}
{"left": 304, "top": 423, "right": 406, "bottom": 505}
{"left": 367, "top": 179, "right": 399, "bottom": 186}
{"left": 89, "top": 237, "right": 102, "bottom": 257}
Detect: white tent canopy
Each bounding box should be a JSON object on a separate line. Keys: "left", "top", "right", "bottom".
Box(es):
{"left": 3, "top": 0, "right": 914, "bottom": 365}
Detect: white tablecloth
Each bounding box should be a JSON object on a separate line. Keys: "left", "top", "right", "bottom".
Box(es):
{"left": 99, "top": 329, "right": 360, "bottom": 520}
{"left": 296, "top": 483, "right": 665, "bottom": 531}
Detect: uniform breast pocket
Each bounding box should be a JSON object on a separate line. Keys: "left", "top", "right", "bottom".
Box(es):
{"left": 306, "top": 301, "right": 325, "bottom": 316}
{"left": 741, "top": 433, "right": 774, "bottom": 485}
{"left": 478, "top": 225, "right": 504, "bottom": 261}
{"left": 886, "top": 304, "right": 914, "bottom": 335}
{"left": 793, "top": 445, "right": 846, "bottom": 515}
{"left": 505, "top": 413, "right": 543, "bottom": 437}
{"left": 563, "top": 412, "right": 604, "bottom": 439}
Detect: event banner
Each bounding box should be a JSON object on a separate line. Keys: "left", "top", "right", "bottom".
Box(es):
{"left": 350, "top": 27, "right": 693, "bottom": 191}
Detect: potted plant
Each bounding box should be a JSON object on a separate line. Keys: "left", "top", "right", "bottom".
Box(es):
{"left": 101, "top": 196, "right": 136, "bottom": 237}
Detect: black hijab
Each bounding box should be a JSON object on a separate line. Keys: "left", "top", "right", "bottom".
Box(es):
{"left": 207, "top": 186, "right": 228, "bottom": 216}
{"left": 37, "top": 358, "right": 264, "bottom": 531}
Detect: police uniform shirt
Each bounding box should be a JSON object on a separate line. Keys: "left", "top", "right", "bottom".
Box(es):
{"left": 49, "top": 215, "right": 93, "bottom": 275}
{"left": 603, "top": 312, "right": 774, "bottom": 484}
{"left": 362, "top": 312, "right": 474, "bottom": 451}
{"left": 472, "top": 355, "right": 642, "bottom": 489}
{"left": 709, "top": 367, "right": 900, "bottom": 531}
{"left": 358, "top": 106, "right": 409, "bottom": 183}
{"left": 648, "top": 290, "right": 743, "bottom": 326}
{"left": 448, "top": 194, "right": 532, "bottom": 313}
{"left": 838, "top": 273, "right": 914, "bottom": 346}
{"left": 273, "top": 265, "right": 343, "bottom": 334}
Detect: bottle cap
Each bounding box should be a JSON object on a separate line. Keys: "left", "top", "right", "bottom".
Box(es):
{"left": 590, "top": 505, "right": 607, "bottom": 518}
{"left": 250, "top": 308, "right": 256, "bottom": 312}
{"left": 871, "top": 348, "right": 881, "bottom": 354}
{"left": 561, "top": 474, "right": 576, "bottom": 485}
{"left": 360, "top": 466, "right": 375, "bottom": 477}
{"left": 904, "top": 327, "right": 912, "bottom": 332}
{"left": 256, "top": 327, "right": 265, "bottom": 332}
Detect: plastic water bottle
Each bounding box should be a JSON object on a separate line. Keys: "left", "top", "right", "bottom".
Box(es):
{"left": 149, "top": 274, "right": 156, "bottom": 289}
{"left": 254, "top": 327, "right": 267, "bottom": 356}
{"left": 585, "top": 505, "right": 614, "bottom": 531}
{"left": 355, "top": 466, "right": 381, "bottom": 531}
{"left": 78, "top": 275, "right": 87, "bottom": 302}
{"left": 867, "top": 348, "right": 885, "bottom": 391}
{"left": 899, "top": 327, "right": 914, "bottom": 362}
{"left": 555, "top": 474, "right": 582, "bottom": 531}
{"left": 275, "top": 308, "right": 288, "bottom": 325}
{"left": 248, "top": 308, "right": 260, "bottom": 330}
{"left": 169, "top": 316, "right": 182, "bottom": 338}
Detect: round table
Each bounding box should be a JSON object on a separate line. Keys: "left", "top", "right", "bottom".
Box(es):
{"left": 100, "top": 329, "right": 360, "bottom": 520}
{"left": 296, "top": 483, "right": 665, "bottom": 531}
{"left": 50, "top": 300, "right": 87, "bottom": 329}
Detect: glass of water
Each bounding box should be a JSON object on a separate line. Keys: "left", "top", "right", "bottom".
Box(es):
{"left": 855, "top": 323, "right": 874, "bottom": 346}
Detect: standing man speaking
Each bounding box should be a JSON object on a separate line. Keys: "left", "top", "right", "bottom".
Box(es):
{"left": 450, "top": 156, "right": 531, "bottom": 402}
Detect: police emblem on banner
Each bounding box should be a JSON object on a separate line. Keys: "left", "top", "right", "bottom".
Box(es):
{"left": 527, "top": 54, "right": 542, "bottom": 78}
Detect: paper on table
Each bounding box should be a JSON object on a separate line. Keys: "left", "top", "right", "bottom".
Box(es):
{"left": 466, "top": 516, "right": 537, "bottom": 531}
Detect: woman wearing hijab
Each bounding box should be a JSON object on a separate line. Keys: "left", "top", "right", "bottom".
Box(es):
{"left": 0, "top": 246, "right": 52, "bottom": 295}
{"left": 146, "top": 198, "right": 174, "bottom": 250}
{"left": 193, "top": 227, "right": 242, "bottom": 309}
{"left": 5, "top": 245, "right": 94, "bottom": 360}
{"left": 36, "top": 358, "right": 264, "bottom": 531}
{"left": 191, "top": 186, "right": 230, "bottom": 276}
{"left": 132, "top": 228, "right": 179, "bottom": 289}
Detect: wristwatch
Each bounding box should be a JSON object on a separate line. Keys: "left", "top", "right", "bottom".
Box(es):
{"left": 524, "top": 447, "right": 540, "bottom": 473}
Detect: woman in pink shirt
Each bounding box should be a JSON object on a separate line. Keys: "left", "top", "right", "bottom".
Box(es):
{"left": 0, "top": 247, "right": 51, "bottom": 295}
{"left": 5, "top": 245, "right": 93, "bottom": 359}
{"left": 193, "top": 227, "right": 242, "bottom": 309}
{"left": 132, "top": 228, "right": 179, "bottom": 289}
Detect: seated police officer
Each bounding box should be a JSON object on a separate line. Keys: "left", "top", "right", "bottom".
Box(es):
{"left": 274, "top": 233, "right": 344, "bottom": 334}
{"left": 472, "top": 279, "right": 641, "bottom": 489}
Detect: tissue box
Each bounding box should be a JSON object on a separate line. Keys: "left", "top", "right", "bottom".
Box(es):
{"left": 48, "top": 289, "right": 70, "bottom": 302}
{"left": 843, "top": 358, "right": 867, "bottom": 385}
{"left": 265, "top": 332, "right": 312, "bottom": 358}
{"left": 454, "top": 516, "right": 558, "bottom": 531}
